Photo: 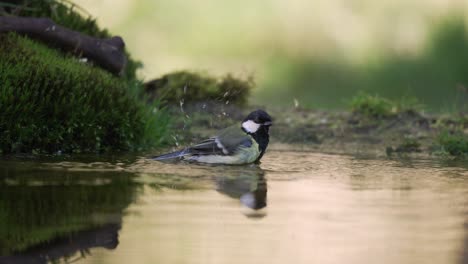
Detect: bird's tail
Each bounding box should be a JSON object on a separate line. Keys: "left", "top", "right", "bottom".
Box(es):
{"left": 151, "top": 148, "right": 190, "bottom": 161}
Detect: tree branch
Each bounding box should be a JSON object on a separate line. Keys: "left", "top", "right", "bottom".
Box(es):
{"left": 0, "top": 16, "right": 127, "bottom": 75}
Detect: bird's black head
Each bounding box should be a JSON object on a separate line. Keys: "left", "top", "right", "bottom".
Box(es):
{"left": 242, "top": 110, "right": 272, "bottom": 133}
{"left": 241, "top": 109, "right": 272, "bottom": 162}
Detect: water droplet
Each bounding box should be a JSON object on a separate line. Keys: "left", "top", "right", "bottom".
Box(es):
{"left": 172, "top": 135, "right": 179, "bottom": 147}
{"left": 179, "top": 99, "right": 185, "bottom": 113}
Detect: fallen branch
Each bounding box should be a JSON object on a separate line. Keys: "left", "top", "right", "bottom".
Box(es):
{"left": 0, "top": 16, "right": 127, "bottom": 75}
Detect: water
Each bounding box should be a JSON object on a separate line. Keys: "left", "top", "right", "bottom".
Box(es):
{"left": 1, "top": 149, "right": 467, "bottom": 264}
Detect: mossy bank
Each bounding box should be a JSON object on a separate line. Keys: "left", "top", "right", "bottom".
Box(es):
{"left": 0, "top": 33, "right": 169, "bottom": 154}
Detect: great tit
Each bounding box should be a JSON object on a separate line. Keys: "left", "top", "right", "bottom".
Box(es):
{"left": 152, "top": 109, "right": 272, "bottom": 164}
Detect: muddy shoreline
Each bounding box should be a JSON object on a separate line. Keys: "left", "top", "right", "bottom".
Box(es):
{"left": 168, "top": 103, "right": 467, "bottom": 158}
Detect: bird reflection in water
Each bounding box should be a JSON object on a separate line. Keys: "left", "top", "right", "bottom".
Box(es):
{"left": 214, "top": 166, "right": 267, "bottom": 216}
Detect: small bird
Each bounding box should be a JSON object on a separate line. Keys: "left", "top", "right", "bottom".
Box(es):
{"left": 152, "top": 109, "right": 272, "bottom": 164}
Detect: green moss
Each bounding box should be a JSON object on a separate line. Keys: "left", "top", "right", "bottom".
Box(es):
{"left": 0, "top": 33, "right": 170, "bottom": 154}
{"left": 350, "top": 92, "right": 394, "bottom": 118}
{"left": 145, "top": 71, "right": 252, "bottom": 105}
{"left": 437, "top": 131, "right": 468, "bottom": 157}
{"left": 350, "top": 91, "right": 424, "bottom": 118}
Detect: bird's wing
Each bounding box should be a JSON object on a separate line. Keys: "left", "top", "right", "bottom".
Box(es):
{"left": 189, "top": 125, "right": 253, "bottom": 156}
{"left": 189, "top": 138, "right": 226, "bottom": 155}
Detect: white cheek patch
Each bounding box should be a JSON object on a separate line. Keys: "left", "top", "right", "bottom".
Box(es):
{"left": 215, "top": 137, "right": 229, "bottom": 154}
{"left": 242, "top": 120, "right": 261, "bottom": 133}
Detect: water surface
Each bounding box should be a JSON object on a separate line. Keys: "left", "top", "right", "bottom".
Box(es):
{"left": 1, "top": 149, "right": 467, "bottom": 264}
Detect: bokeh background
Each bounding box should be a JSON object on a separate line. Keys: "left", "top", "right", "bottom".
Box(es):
{"left": 74, "top": 0, "right": 468, "bottom": 111}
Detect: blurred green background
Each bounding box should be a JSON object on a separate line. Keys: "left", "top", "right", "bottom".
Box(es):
{"left": 74, "top": 0, "right": 468, "bottom": 111}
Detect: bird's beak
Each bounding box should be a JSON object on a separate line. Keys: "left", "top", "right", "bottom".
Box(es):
{"left": 263, "top": 121, "right": 273, "bottom": 126}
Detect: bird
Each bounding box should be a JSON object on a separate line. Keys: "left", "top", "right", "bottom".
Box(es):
{"left": 152, "top": 109, "right": 272, "bottom": 164}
